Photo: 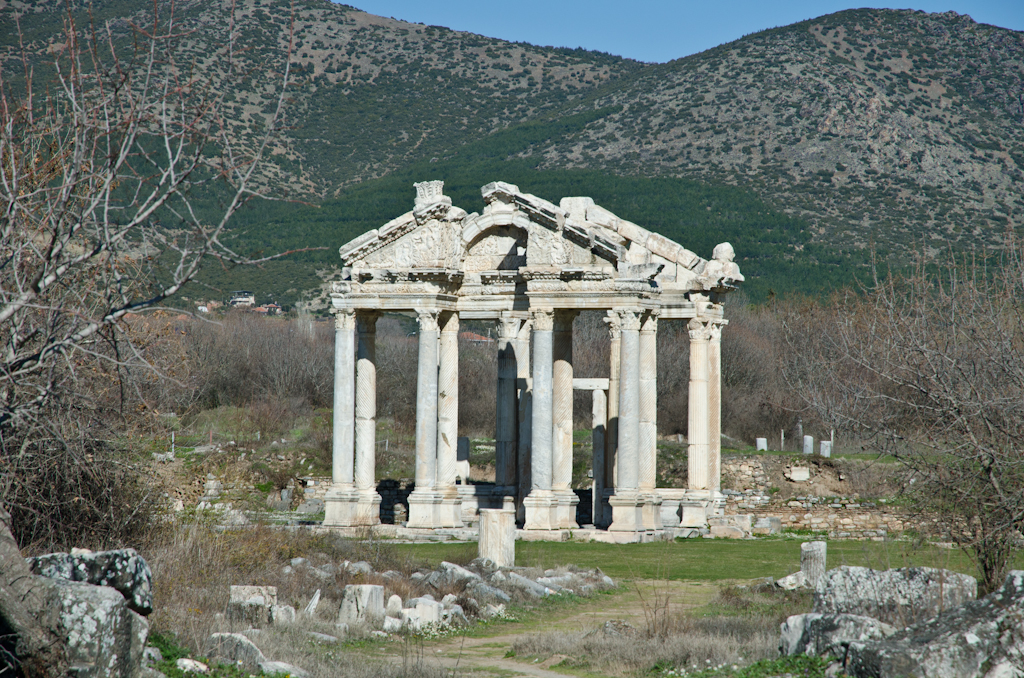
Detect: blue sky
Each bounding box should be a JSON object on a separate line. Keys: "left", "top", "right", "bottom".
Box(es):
{"left": 345, "top": 1, "right": 1024, "bottom": 63}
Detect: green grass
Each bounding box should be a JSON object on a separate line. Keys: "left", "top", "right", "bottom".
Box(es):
{"left": 391, "top": 538, "right": 991, "bottom": 582}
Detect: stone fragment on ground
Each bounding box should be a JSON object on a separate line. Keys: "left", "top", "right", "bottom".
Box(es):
{"left": 779, "top": 612, "right": 897, "bottom": 661}
{"left": 28, "top": 548, "right": 154, "bottom": 615}
{"left": 815, "top": 566, "right": 977, "bottom": 627}
{"left": 337, "top": 584, "right": 385, "bottom": 626}
{"left": 258, "top": 660, "right": 310, "bottom": 678}
{"left": 227, "top": 585, "right": 277, "bottom": 628}
{"left": 176, "top": 658, "right": 209, "bottom": 674}
{"left": 775, "top": 571, "right": 809, "bottom": 590}
{"left": 843, "top": 570, "right": 1024, "bottom": 678}
{"left": 205, "top": 632, "right": 266, "bottom": 671}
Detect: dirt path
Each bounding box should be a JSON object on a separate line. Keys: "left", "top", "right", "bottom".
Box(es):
{"left": 384, "top": 580, "right": 718, "bottom": 678}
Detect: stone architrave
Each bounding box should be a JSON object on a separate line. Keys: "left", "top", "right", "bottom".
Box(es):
{"left": 479, "top": 509, "right": 516, "bottom": 567}
{"left": 329, "top": 180, "right": 744, "bottom": 539}
{"left": 408, "top": 310, "right": 443, "bottom": 528}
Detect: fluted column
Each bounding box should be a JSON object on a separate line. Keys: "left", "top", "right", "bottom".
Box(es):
{"left": 524, "top": 309, "right": 557, "bottom": 530}
{"left": 324, "top": 308, "right": 359, "bottom": 526}
{"left": 639, "top": 311, "right": 662, "bottom": 530}
{"left": 687, "top": 318, "right": 711, "bottom": 492}
{"left": 708, "top": 321, "right": 723, "bottom": 494}
{"left": 609, "top": 309, "right": 644, "bottom": 532}
{"left": 408, "top": 309, "right": 442, "bottom": 528}
{"left": 495, "top": 315, "right": 521, "bottom": 491}
{"left": 353, "top": 312, "right": 381, "bottom": 524}
{"left": 437, "top": 311, "right": 462, "bottom": 527}
{"left": 601, "top": 311, "right": 621, "bottom": 529}
{"left": 552, "top": 311, "right": 579, "bottom": 528}
{"left": 515, "top": 320, "right": 532, "bottom": 523}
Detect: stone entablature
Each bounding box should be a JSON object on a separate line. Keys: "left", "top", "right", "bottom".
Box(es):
{"left": 324, "top": 181, "right": 743, "bottom": 538}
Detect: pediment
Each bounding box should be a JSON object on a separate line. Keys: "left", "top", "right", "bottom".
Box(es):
{"left": 337, "top": 180, "right": 743, "bottom": 293}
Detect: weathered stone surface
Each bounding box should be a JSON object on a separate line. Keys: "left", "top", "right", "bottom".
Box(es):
{"left": 271, "top": 604, "right": 296, "bottom": 624}
{"left": 709, "top": 525, "right": 746, "bottom": 539}
{"left": 382, "top": 616, "right": 403, "bottom": 633}
{"left": 29, "top": 548, "right": 154, "bottom": 615}
{"left": 337, "top": 584, "right": 385, "bottom": 626}
{"left": 53, "top": 579, "right": 149, "bottom": 678}
{"left": 508, "top": 572, "right": 551, "bottom": 597}
{"left": 205, "top": 633, "right": 266, "bottom": 671}
{"left": 416, "top": 599, "right": 443, "bottom": 625}
{"left": 478, "top": 509, "right": 516, "bottom": 567}
{"left": 801, "top": 541, "right": 827, "bottom": 589}
{"left": 175, "top": 659, "right": 208, "bottom": 674}
{"left": 347, "top": 561, "right": 373, "bottom": 576}
{"left": 258, "top": 660, "right": 309, "bottom": 678}
{"left": 780, "top": 613, "right": 896, "bottom": 660}
{"left": 437, "top": 561, "right": 481, "bottom": 586}
{"left": 845, "top": 571, "right": 1024, "bottom": 678}
{"left": 776, "top": 571, "right": 809, "bottom": 590}
{"left": 467, "top": 581, "right": 511, "bottom": 604}
{"left": 303, "top": 589, "right": 321, "bottom": 616}
{"left": 752, "top": 516, "right": 782, "bottom": 535}
{"left": 386, "top": 594, "right": 403, "bottom": 618}
{"left": 815, "top": 566, "right": 977, "bottom": 627}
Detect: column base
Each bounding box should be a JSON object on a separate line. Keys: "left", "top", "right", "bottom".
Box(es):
{"left": 680, "top": 489, "right": 714, "bottom": 528}
{"left": 323, "top": 486, "right": 366, "bottom": 527}
{"left": 642, "top": 492, "right": 663, "bottom": 531}
{"left": 608, "top": 492, "right": 645, "bottom": 532}
{"left": 438, "top": 489, "right": 464, "bottom": 528}
{"left": 523, "top": 490, "right": 558, "bottom": 531}
{"left": 657, "top": 488, "right": 686, "bottom": 528}
{"left": 356, "top": 490, "right": 382, "bottom": 526}
{"left": 553, "top": 489, "right": 580, "bottom": 529}
{"left": 407, "top": 490, "right": 444, "bottom": 528}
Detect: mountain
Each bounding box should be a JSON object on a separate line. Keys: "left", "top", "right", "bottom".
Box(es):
{"left": 4, "top": 1, "right": 1022, "bottom": 305}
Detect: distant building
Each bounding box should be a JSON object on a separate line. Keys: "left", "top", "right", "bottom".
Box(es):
{"left": 229, "top": 291, "right": 256, "bottom": 307}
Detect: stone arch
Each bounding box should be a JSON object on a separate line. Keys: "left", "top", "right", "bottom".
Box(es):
{"left": 462, "top": 224, "right": 528, "bottom": 272}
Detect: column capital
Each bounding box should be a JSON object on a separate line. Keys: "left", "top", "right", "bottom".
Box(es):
{"left": 553, "top": 310, "right": 579, "bottom": 333}
{"left": 496, "top": 314, "right": 521, "bottom": 340}
{"left": 334, "top": 308, "right": 356, "bottom": 330}
{"left": 603, "top": 310, "right": 622, "bottom": 338}
{"left": 531, "top": 308, "right": 554, "bottom": 332}
{"left": 618, "top": 309, "right": 642, "bottom": 332}
{"left": 688, "top": 318, "right": 711, "bottom": 342}
{"left": 356, "top": 310, "right": 380, "bottom": 333}
{"left": 640, "top": 310, "right": 659, "bottom": 334}
{"left": 439, "top": 310, "right": 460, "bottom": 334}
{"left": 416, "top": 308, "right": 440, "bottom": 332}
{"left": 708, "top": 321, "right": 723, "bottom": 343}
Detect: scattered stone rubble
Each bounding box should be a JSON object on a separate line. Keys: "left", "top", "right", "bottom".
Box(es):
{"left": 779, "top": 565, "right": 1008, "bottom": 677}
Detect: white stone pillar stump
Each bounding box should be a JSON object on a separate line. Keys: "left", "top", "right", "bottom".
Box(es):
{"left": 609, "top": 310, "right": 644, "bottom": 532}
{"left": 437, "top": 311, "right": 463, "bottom": 527}
{"left": 479, "top": 508, "right": 516, "bottom": 567}
{"left": 524, "top": 310, "right": 557, "bottom": 530}
{"left": 353, "top": 312, "right": 382, "bottom": 525}
{"left": 552, "top": 311, "right": 579, "bottom": 529}
{"left": 408, "top": 310, "right": 443, "bottom": 528}
{"left": 801, "top": 541, "right": 827, "bottom": 588}
{"left": 325, "top": 309, "right": 360, "bottom": 526}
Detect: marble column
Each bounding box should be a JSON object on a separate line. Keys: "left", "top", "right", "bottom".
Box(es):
{"left": 515, "top": 320, "right": 532, "bottom": 524}
{"left": 408, "top": 309, "right": 443, "bottom": 528}
{"left": 601, "top": 311, "right": 621, "bottom": 529}
{"left": 681, "top": 317, "right": 713, "bottom": 528}
{"left": 324, "top": 309, "right": 359, "bottom": 526}
{"left": 552, "top": 311, "right": 579, "bottom": 528}
{"left": 609, "top": 309, "right": 644, "bottom": 532}
{"left": 708, "top": 321, "right": 723, "bottom": 495}
{"left": 591, "top": 389, "right": 607, "bottom": 529}
{"left": 524, "top": 309, "right": 557, "bottom": 530}
{"left": 353, "top": 312, "right": 382, "bottom": 524}
{"left": 436, "top": 311, "right": 463, "bottom": 527}
{"left": 495, "top": 315, "right": 521, "bottom": 493}
{"left": 639, "top": 311, "right": 662, "bottom": 530}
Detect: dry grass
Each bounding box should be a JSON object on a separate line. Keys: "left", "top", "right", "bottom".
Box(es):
{"left": 510, "top": 583, "right": 811, "bottom": 675}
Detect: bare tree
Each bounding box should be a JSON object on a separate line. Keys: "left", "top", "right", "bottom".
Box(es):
{"left": 0, "top": 1, "right": 305, "bottom": 672}
{"left": 787, "top": 246, "right": 1024, "bottom": 593}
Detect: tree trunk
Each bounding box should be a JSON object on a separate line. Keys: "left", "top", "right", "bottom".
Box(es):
{"left": 0, "top": 506, "right": 66, "bottom": 678}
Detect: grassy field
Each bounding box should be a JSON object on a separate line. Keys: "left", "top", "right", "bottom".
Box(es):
{"left": 391, "top": 537, "right": 992, "bottom": 582}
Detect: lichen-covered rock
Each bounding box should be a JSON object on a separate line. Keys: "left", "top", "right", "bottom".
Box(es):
{"left": 205, "top": 633, "right": 266, "bottom": 671}
{"left": 815, "top": 566, "right": 977, "bottom": 627}
{"left": 780, "top": 612, "right": 897, "bottom": 660}
{"left": 29, "top": 548, "right": 154, "bottom": 615}
{"left": 54, "top": 579, "right": 149, "bottom": 678}
{"left": 844, "top": 570, "right": 1024, "bottom": 678}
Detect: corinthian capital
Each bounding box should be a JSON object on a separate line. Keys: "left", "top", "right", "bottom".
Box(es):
{"left": 531, "top": 309, "right": 554, "bottom": 332}
{"left": 618, "top": 309, "right": 642, "bottom": 332}
{"left": 416, "top": 309, "right": 440, "bottom": 333}
{"left": 334, "top": 308, "right": 356, "bottom": 331}
{"left": 688, "top": 318, "right": 711, "bottom": 342}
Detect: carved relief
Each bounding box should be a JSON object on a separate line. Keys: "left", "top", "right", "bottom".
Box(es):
{"left": 464, "top": 227, "right": 527, "bottom": 272}
{"left": 527, "top": 226, "right": 571, "bottom": 266}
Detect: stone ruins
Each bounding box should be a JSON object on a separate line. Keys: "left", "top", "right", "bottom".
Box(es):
{"left": 324, "top": 180, "right": 743, "bottom": 540}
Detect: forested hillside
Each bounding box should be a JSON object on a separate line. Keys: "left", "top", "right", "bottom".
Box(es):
{"left": 4, "top": 0, "right": 1021, "bottom": 305}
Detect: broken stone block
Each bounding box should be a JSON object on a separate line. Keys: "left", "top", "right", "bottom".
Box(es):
{"left": 205, "top": 633, "right": 266, "bottom": 671}
{"left": 709, "top": 525, "right": 746, "bottom": 539}
{"left": 790, "top": 466, "right": 810, "bottom": 482}
{"left": 752, "top": 517, "right": 782, "bottom": 535}
{"left": 383, "top": 616, "right": 402, "bottom": 633}
{"left": 337, "top": 584, "right": 385, "bottom": 626}
{"left": 386, "top": 594, "right": 403, "bottom": 618}
{"left": 29, "top": 548, "right": 154, "bottom": 615}
{"left": 780, "top": 613, "right": 896, "bottom": 660}
{"left": 52, "top": 579, "right": 149, "bottom": 678}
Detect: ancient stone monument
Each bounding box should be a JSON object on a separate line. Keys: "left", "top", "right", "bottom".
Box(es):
{"left": 325, "top": 180, "right": 743, "bottom": 538}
